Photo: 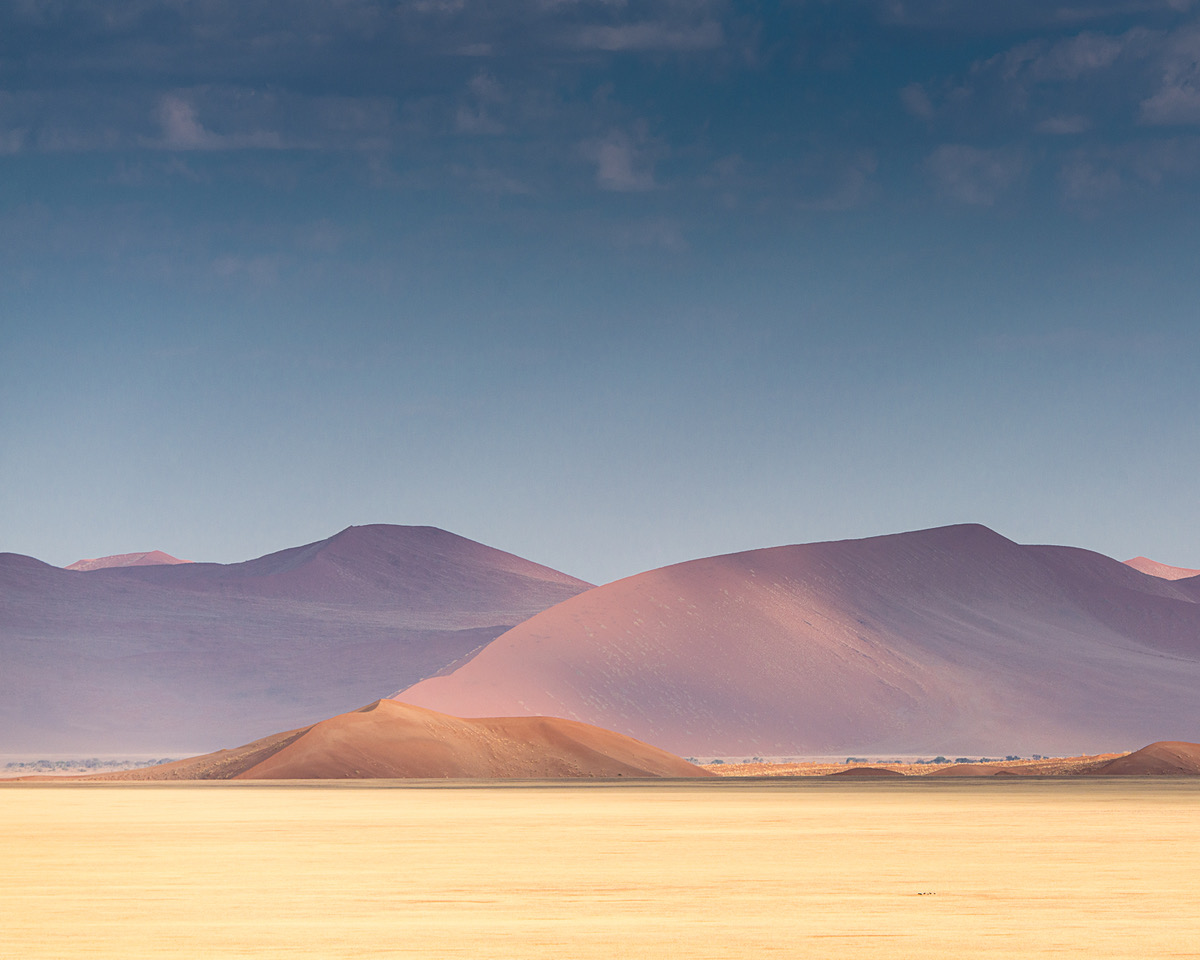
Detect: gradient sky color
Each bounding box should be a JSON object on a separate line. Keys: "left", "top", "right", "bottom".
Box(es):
{"left": 2, "top": 0, "right": 1198, "bottom": 584}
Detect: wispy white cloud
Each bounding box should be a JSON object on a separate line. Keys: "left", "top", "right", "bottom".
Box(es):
{"left": 451, "top": 163, "right": 534, "bottom": 194}
{"left": 584, "top": 128, "right": 658, "bottom": 191}
{"left": 1037, "top": 113, "right": 1093, "bottom": 132}
{"left": 926, "top": 144, "right": 1028, "bottom": 205}
{"left": 152, "top": 95, "right": 286, "bottom": 151}
{"left": 455, "top": 72, "right": 508, "bottom": 135}
{"left": 611, "top": 217, "right": 687, "bottom": 251}
{"left": 1056, "top": 134, "right": 1200, "bottom": 206}
{"left": 1139, "top": 25, "right": 1200, "bottom": 121}
{"left": 900, "top": 82, "right": 935, "bottom": 120}
{"left": 797, "top": 151, "right": 880, "bottom": 211}
{"left": 0, "top": 128, "right": 26, "bottom": 155}
{"left": 572, "top": 20, "right": 724, "bottom": 51}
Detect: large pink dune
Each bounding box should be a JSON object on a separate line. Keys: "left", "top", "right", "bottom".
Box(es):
{"left": 398, "top": 524, "right": 1200, "bottom": 757}
{"left": 1, "top": 525, "right": 590, "bottom": 754}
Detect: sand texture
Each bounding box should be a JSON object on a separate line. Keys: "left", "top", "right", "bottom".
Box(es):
{"left": 0, "top": 525, "right": 591, "bottom": 754}
{"left": 3, "top": 779, "right": 1200, "bottom": 959}
{"left": 399, "top": 523, "right": 1200, "bottom": 756}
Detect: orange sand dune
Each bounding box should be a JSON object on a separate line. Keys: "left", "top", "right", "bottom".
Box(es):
{"left": 399, "top": 524, "right": 1200, "bottom": 757}
{"left": 1123, "top": 557, "right": 1200, "bottom": 581}
{"left": 86, "top": 699, "right": 710, "bottom": 780}
{"left": 66, "top": 551, "right": 191, "bottom": 571}
{"left": 826, "top": 766, "right": 905, "bottom": 778}
{"left": 1089, "top": 741, "right": 1200, "bottom": 776}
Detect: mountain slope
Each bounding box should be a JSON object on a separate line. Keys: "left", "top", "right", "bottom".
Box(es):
{"left": 398, "top": 524, "right": 1200, "bottom": 757}
{"left": 1, "top": 525, "right": 591, "bottom": 754}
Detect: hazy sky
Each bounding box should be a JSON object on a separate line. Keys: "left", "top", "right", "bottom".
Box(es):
{"left": 2, "top": 0, "right": 1198, "bottom": 584}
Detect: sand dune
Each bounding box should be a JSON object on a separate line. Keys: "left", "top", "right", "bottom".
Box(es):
{"left": 920, "top": 744, "right": 1200, "bottom": 777}
{"left": 89, "top": 699, "right": 711, "bottom": 780}
{"left": 1123, "top": 557, "right": 1200, "bottom": 581}
{"left": 1089, "top": 741, "right": 1200, "bottom": 776}
{"left": 65, "top": 550, "right": 190, "bottom": 571}
{"left": 398, "top": 524, "right": 1200, "bottom": 757}
{"left": 1, "top": 525, "right": 591, "bottom": 754}
{"left": 826, "top": 766, "right": 905, "bottom": 778}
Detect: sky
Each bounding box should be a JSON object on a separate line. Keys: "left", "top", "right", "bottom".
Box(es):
{"left": 2, "top": 0, "right": 1199, "bottom": 585}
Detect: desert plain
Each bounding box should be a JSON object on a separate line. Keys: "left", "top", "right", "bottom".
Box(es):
{"left": 4, "top": 777, "right": 1199, "bottom": 960}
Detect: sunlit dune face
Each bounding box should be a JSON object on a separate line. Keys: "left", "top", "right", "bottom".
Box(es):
{"left": 1123, "top": 556, "right": 1200, "bottom": 581}
{"left": 65, "top": 551, "right": 191, "bottom": 571}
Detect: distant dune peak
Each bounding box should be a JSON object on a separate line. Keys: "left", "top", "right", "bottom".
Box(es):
{"left": 238, "top": 523, "right": 593, "bottom": 590}
{"left": 1123, "top": 557, "right": 1200, "bottom": 581}
{"left": 65, "top": 551, "right": 191, "bottom": 572}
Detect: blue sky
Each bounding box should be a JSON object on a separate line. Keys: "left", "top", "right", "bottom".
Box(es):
{"left": 2, "top": 0, "right": 1198, "bottom": 583}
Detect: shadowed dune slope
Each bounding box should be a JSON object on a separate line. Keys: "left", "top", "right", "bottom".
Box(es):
{"left": 398, "top": 524, "right": 1200, "bottom": 757}
{"left": 1124, "top": 557, "right": 1200, "bottom": 581}
{"left": 1, "top": 526, "right": 591, "bottom": 754}
{"left": 94, "top": 700, "right": 711, "bottom": 780}
{"left": 1089, "top": 741, "right": 1200, "bottom": 776}
{"left": 65, "top": 551, "right": 190, "bottom": 571}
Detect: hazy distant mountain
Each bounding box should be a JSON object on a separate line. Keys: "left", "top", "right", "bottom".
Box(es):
{"left": 398, "top": 524, "right": 1200, "bottom": 758}
{"left": 65, "top": 550, "right": 191, "bottom": 571}
{"left": 1123, "top": 556, "right": 1200, "bottom": 581}
{"left": 87, "top": 699, "right": 710, "bottom": 780}
{"left": 1, "top": 525, "right": 591, "bottom": 754}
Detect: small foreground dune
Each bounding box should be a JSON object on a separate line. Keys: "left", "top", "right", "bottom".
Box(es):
{"left": 1088, "top": 741, "right": 1200, "bottom": 776}
{"left": 40, "top": 699, "right": 711, "bottom": 781}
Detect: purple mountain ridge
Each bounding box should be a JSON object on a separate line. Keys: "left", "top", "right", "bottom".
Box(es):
{"left": 1, "top": 525, "right": 591, "bottom": 754}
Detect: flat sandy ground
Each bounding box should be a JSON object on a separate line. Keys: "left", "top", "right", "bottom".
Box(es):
{"left": 2, "top": 778, "right": 1198, "bottom": 959}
